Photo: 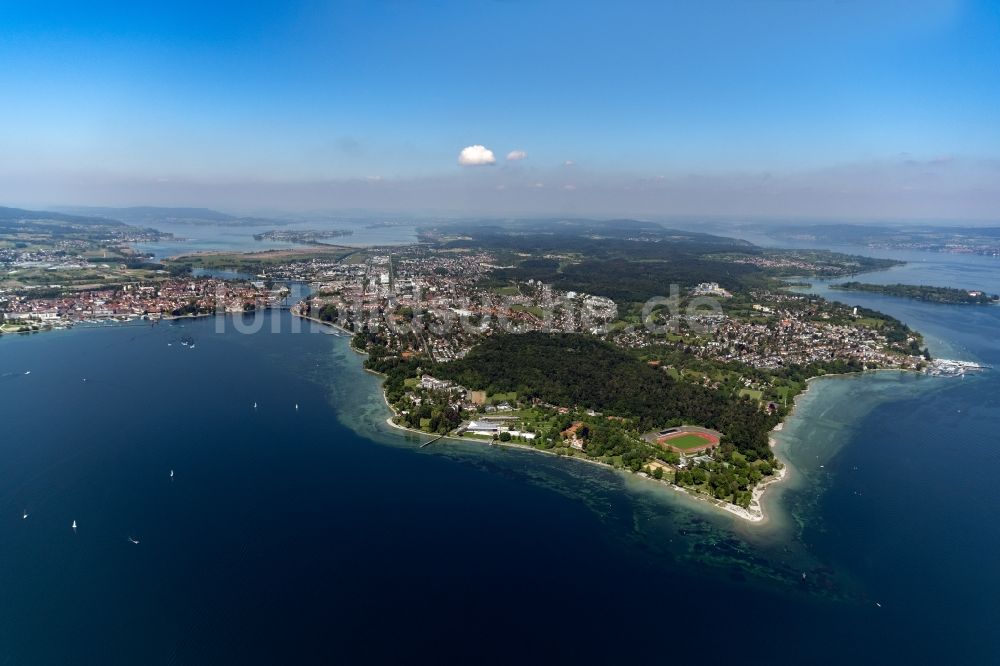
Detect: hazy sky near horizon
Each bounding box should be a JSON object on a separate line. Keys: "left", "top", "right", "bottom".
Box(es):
{"left": 1, "top": 0, "right": 999, "bottom": 220}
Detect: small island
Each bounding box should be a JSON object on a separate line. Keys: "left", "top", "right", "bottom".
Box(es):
{"left": 253, "top": 229, "right": 354, "bottom": 243}
{"left": 833, "top": 282, "right": 998, "bottom": 305}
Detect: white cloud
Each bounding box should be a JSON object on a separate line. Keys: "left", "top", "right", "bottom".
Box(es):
{"left": 506, "top": 150, "right": 527, "bottom": 161}
{"left": 458, "top": 145, "right": 496, "bottom": 166}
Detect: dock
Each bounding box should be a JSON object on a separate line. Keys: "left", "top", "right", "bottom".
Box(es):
{"left": 419, "top": 434, "right": 446, "bottom": 448}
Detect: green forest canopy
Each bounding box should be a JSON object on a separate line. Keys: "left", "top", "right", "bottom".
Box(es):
{"left": 432, "top": 332, "right": 778, "bottom": 461}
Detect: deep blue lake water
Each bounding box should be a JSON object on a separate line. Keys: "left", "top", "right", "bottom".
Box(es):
{"left": 1, "top": 250, "right": 998, "bottom": 664}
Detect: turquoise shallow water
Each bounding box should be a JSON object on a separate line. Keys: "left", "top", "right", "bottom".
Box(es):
{"left": 1, "top": 251, "right": 998, "bottom": 663}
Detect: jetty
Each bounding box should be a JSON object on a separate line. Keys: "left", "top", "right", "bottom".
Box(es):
{"left": 419, "top": 434, "right": 447, "bottom": 448}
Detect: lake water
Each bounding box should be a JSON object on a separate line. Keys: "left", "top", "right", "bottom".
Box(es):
{"left": 136, "top": 220, "right": 421, "bottom": 261}
{"left": 0, "top": 250, "right": 998, "bottom": 663}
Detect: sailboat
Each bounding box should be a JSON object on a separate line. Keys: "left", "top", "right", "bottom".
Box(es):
{"left": 253, "top": 401, "right": 258, "bottom": 410}
{"left": 128, "top": 536, "right": 140, "bottom": 545}
{"left": 295, "top": 403, "right": 299, "bottom": 410}
{"left": 22, "top": 511, "right": 28, "bottom": 520}
{"left": 72, "top": 520, "right": 77, "bottom": 530}
{"left": 170, "top": 469, "right": 174, "bottom": 478}
{"left": 24, "top": 370, "right": 30, "bottom": 375}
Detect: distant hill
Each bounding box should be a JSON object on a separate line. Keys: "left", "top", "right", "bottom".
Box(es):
{"left": 0, "top": 206, "right": 125, "bottom": 226}
{"left": 753, "top": 222, "right": 1000, "bottom": 248}
{"left": 426, "top": 217, "right": 756, "bottom": 258}
{"left": 54, "top": 206, "right": 290, "bottom": 227}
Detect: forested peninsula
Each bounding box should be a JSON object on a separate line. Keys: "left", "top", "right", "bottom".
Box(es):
{"left": 833, "top": 282, "right": 998, "bottom": 304}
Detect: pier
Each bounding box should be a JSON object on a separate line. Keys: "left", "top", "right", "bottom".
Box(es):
{"left": 419, "top": 434, "right": 447, "bottom": 448}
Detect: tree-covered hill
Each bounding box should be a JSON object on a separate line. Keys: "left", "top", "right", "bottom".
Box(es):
{"left": 485, "top": 257, "right": 761, "bottom": 302}
{"left": 0, "top": 206, "right": 125, "bottom": 227}
{"left": 432, "top": 332, "right": 777, "bottom": 461}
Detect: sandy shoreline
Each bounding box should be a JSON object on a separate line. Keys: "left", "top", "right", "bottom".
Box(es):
{"left": 754, "top": 367, "right": 924, "bottom": 522}
{"left": 347, "top": 329, "right": 691, "bottom": 494}
{"left": 382, "top": 407, "right": 782, "bottom": 522}
{"left": 364, "top": 349, "right": 780, "bottom": 523}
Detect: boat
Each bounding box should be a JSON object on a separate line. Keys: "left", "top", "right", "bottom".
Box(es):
{"left": 128, "top": 537, "right": 140, "bottom": 545}
{"left": 253, "top": 401, "right": 258, "bottom": 409}
{"left": 22, "top": 511, "right": 28, "bottom": 520}
{"left": 189, "top": 344, "right": 196, "bottom": 349}
{"left": 170, "top": 469, "right": 174, "bottom": 478}
{"left": 295, "top": 403, "right": 299, "bottom": 410}
{"left": 24, "top": 370, "right": 30, "bottom": 375}
{"left": 72, "top": 520, "right": 77, "bottom": 530}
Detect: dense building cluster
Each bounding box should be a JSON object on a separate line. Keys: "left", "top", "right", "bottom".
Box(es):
{"left": 301, "top": 249, "right": 619, "bottom": 361}
{"left": 1, "top": 279, "right": 281, "bottom": 326}
{"left": 704, "top": 313, "right": 920, "bottom": 370}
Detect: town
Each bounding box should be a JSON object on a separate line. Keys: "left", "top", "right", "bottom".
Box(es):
{"left": 1, "top": 278, "right": 285, "bottom": 331}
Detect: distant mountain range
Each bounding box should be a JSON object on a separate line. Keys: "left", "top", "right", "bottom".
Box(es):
{"left": 52, "top": 206, "right": 292, "bottom": 227}
{"left": 0, "top": 205, "right": 125, "bottom": 226}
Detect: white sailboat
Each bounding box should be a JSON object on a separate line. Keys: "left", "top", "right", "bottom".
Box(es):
{"left": 253, "top": 401, "right": 258, "bottom": 410}
{"left": 22, "top": 511, "right": 28, "bottom": 520}
{"left": 170, "top": 469, "right": 174, "bottom": 478}
{"left": 128, "top": 536, "right": 140, "bottom": 545}
{"left": 295, "top": 403, "right": 299, "bottom": 410}
{"left": 24, "top": 370, "right": 30, "bottom": 375}
{"left": 72, "top": 520, "right": 77, "bottom": 530}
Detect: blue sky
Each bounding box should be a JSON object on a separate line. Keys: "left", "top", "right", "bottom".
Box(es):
{"left": 1, "top": 0, "right": 998, "bottom": 219}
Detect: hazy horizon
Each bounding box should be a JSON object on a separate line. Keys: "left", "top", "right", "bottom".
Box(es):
{"left": 2, "top": 0, "right": 998, "bottom": 221}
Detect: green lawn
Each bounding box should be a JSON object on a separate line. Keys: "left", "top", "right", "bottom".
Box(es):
{"left": 662, "top": 434, "right": 712, "bottom": 450}
{"left": 510, "top": 304, "right": 545, "bottom": 318}
{"left": 856, "top": 317, "right": 886, "bottom": 329}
